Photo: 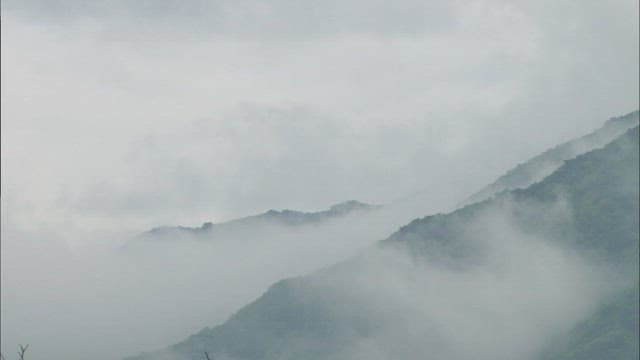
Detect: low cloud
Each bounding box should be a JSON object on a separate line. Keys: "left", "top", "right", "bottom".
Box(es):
{"left": 286, "top": 199, "right": 623, "bottom": 360}
{"left": 1, "top": 0, "right": 637, "bottom": 359}
{"left": 1, "top": 201, "right": 440, "bottom": 360}
{"left": 2, "top": 0, "right": 638, "bottom": 235}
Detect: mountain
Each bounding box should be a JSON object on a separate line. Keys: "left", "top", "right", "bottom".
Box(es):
{"left": 125, "top": 124, "right": 639, "bottom": 360}
{"left": 130, "top": 200, "right": 379, "bottom": 244}
{"left": 541, "top": 283, "right": 639, "bottom": 360}
{"left": 461, "top": 110, "right": 638, "bottom": 206}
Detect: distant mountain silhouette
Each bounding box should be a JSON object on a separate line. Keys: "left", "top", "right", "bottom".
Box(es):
{"left": 128, "top": 200, "right": 380, "bottom": 246}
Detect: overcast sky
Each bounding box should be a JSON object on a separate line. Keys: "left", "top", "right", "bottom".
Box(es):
{"left": 2, "top": 0, "right": 638, "bottom": 240}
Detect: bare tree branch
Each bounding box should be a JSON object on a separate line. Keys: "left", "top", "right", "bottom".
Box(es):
{"left": 18, "top": 345, "right": 28, "bottom": 360}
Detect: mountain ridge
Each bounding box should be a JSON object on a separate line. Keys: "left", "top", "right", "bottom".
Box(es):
{"left": 126, "top": 124, "right": 639, "bottom": 360}
{"left": 131, "top": 200, "right": 380, "bottom": 245}
{"left": 460, "top": 110, "right": 639, "bottom": 206}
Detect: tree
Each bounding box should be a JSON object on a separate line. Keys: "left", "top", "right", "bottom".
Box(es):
{"left": 0, "top": 344, "right": 28, "bottom": 360}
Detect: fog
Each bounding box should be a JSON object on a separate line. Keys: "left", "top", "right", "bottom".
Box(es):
{"left": 1, "top": 0, "right": 638, "bottom": 359}
{"left": 1, "top": 200, "right": 451, "bottom": 359}
{"left": 2, "top": 0, "right": 638, "bottom": 234}
{"left": 134, "top": 196, "right": 628, "bottom": 360}
{"left": 4, "top": 185, "right": 622, "bottom": 359}
{"left": 271, "top": 199, "right": 625, "bottom": 360}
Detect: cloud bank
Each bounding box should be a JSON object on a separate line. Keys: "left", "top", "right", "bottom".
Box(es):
{"left": 1, "top": 1, "right": 638, "bottom": 359}
{"left": 2, "top": 0, "right": 638, "bottom": 235}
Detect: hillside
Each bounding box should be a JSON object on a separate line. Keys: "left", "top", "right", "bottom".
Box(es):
{"left": 542, "top": 283, "right": 639, "bottom": 360}
{"left": 461, "top": 110, "right": 638, "bottom": 206}
{"left": 126, "top": 127, "right": 639, "bottom": 360}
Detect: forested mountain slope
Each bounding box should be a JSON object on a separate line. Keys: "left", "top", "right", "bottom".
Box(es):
{"left": 462, "top": 111, "right": 638, "bottom": 206}
{"left": 127, "top": 126, "right": 639, "bottom": 360}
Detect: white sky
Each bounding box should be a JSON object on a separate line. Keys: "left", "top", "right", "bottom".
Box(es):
{"left": 2, "top": 0, "right": 638, "bottom": 237}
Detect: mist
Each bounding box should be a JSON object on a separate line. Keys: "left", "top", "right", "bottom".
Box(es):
{"left": 212, "top": 197, "right": 623, "bottom": 360}
{"left": 1, "top": 199, "right": 452, "bottom": 359}
{"left": 1, "top": 0, "right": 638, "bottom": 359}
{"left": 2, "top": 0, "right": 638, "bottom": 234}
